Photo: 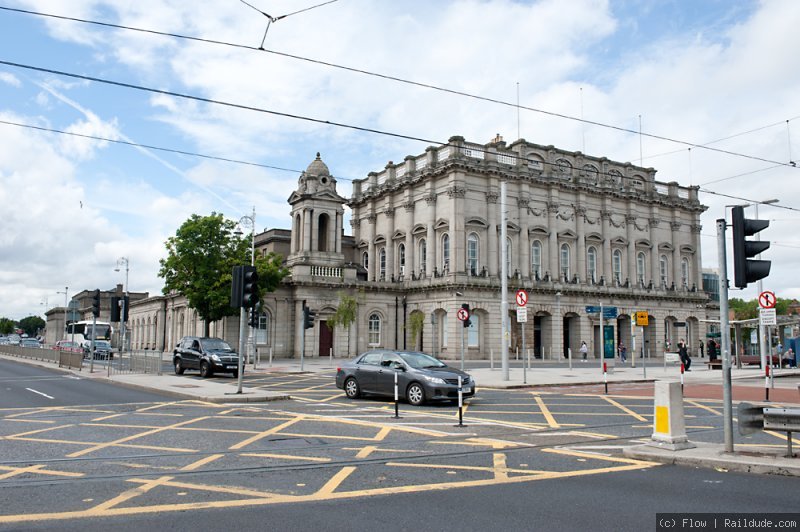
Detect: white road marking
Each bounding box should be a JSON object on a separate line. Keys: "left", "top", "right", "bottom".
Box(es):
{"left": 25, "top": 388, "right": 54, "bottom": 400}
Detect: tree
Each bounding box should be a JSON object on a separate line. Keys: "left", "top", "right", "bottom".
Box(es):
{"left": 327, "top": 292, "right": 359, "bottom": 356}
{"left": 408, "top": 311, "right": 425, "bottom": 350}
{"left": 18, "top": 316, "right": 45, "bottom": 337}
{"left": 159, "top": 213, "right": 288, "bottom": 337}
{"left": 0, "top": 317, "right": 15, "bottom": 335}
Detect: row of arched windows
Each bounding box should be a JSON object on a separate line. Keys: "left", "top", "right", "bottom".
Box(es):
{"left": 361, "top": 232, "right": 692, "bottom": 286}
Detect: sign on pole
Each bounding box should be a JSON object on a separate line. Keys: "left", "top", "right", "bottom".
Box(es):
{"left": 635, "top": 311, "right": 649, "bottom": 326}
{"left": 759, "top": 308, "right": 777, "bottom": 326}
{"left": 457, "top": 308, "right": 469, "bottom": 322}
{"left": 758, "top": 291, "right": 776, "bottom": 309}
{"left": 516, "top": 307, "right": 528, "bottom": 323}
{"left": 515, "top": 289, "right": 528, "bottom": 307}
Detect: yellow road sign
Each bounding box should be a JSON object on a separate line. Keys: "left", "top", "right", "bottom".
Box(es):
{"left": 635, "top": 311, "right": 649, "bottom": 326}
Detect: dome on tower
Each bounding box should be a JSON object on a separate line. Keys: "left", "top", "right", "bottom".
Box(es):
{"left": 305, "top": 152, "right": 330, "bottom": 177}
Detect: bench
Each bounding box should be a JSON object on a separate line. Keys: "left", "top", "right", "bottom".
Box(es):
{"left": 706, "top": 358, "right": 722, "bottom": 370}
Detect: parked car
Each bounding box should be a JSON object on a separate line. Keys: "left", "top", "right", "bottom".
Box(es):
{"left": 335, "top": 350, "right": 475, "bottom": 406}
{"left": 84, "top": 340, "right": 112, "bottom": 359}
{"left": 20, "top": 338, "right": 41, "bottom": 348}
{"left": 54, "top": 340, "right": 81, "bottom": 351}
{"left": 173, "top": 336, "right": 240, "bottom": 378}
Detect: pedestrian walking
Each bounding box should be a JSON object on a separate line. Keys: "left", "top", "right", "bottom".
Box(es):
{"left": 618, "top": 341, "right": 627, "bottom": 363}
{"left": 707, "top": 339, "right": 717, "bottom": 362}
{"left": 678, "top": 338, "right": 691, "bottom": 371}
{"left": 580, "top": 340, "right": 588, "bottom": 361}
{"left": 699, "top": 341, "right": 704, "bottom": 358}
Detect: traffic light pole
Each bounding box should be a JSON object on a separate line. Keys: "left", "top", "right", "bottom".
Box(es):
{"left": 717, "top": 218, "right": 734, "bottom": 453}
{"left": 237, "top": 307, "right": 246, "bottom": 394}
{"left": 755, "top": 203, "right": 767, "bottom": 371}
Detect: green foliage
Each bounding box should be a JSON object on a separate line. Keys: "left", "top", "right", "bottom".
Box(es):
{"left": 0, "top": 317, "right": 15, "bottom": 335}
{"left": 18, "top": 316, "right": 45, "bottom": 337}
{"left": 408, "top": 311, "right": 425, "bottom": 348}
{"left": 729, "top": 296, "right": 792, "bottom": 320}
{"left": 158, "top": 213, "right": 288, "bottom": 336}
{"left": 327, "top": 292, "right": 358, "bottom": 330}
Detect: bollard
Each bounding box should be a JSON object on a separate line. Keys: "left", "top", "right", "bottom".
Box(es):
{"left": 455, "top": 375, "right": 465, "bottom": 427}
{"left": 765, "top": 365, "right": 770, "bottom": 401}
{"left": 393, "top": 371, "right": 401, "bottom": 419}
{"left": 568, "top": 347, "right": 572, "bottom": 370}
{"left": 269, "top": 347, "right": 273, "bottom": 367}
{"left": 515, "top": 347, "right": 519, "bottom": 361}
{"left": 603, "top": 362, "right": 608, "bottom": 395}
{"left": 329, "top": 347, "right": 333, "bottom": 366}
{"left": 490, "top": 348, "right": 495, "bottom": 370}
{"left": 649, "top": 381, "right": 695, "bottom": 450}
{"left": 680, "top": 362, "right": 685, "bottom": 395}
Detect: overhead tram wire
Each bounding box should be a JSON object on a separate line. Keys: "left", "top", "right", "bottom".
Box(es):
{"left": 2, "top": 61, "right": 797, "bottom": 218}
{"left": 1, "top": 5, "right": 798, "bottom": 170}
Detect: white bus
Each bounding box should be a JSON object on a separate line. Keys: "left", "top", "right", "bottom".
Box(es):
{"left": 65, "top": 320, "right": 113, "bottom": 348}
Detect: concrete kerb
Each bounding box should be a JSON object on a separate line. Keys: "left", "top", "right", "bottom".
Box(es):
{"left": 624, "top": 442, "right": 800, "bottom": 477}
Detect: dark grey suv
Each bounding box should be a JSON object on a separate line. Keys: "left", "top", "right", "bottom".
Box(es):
{"left": 335, "top": 350, "right": 475, "bottom": 405}
{"left": 173, "top": 336, "right": 240, "bottom": 378}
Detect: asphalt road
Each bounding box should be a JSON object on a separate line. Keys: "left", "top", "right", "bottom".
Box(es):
{"left": 0, "top": 358, "right": 171, "bottom": 408}
{"left": 2, "top": 360, "right": 798, "bottom": 531}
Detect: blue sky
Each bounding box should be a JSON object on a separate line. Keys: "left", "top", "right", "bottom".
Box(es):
{"left": 1, "top": 0, "right": 798, "bottom": 320}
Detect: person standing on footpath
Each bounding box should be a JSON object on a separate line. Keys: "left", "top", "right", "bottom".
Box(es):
{"left": 618, "top": 341, "right": 627, "bottom": 363}
{"left": 580, "top": 340, "right": 588, "bottom": 361}
{"left": 699, "top": 341, "right": 704, "bottom": 358}
{"left": 678, "top": 338, "right": 691, "bottom": 371}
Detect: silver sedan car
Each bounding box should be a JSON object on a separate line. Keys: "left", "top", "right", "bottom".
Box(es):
{"left": 335, "top": 350, "right": 475, "bottom": 406}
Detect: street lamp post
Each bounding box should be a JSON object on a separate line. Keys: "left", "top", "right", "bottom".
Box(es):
{"left": 115, "top": 257, "right": 130, "bottom": 353}
{"left": 56, "top": 287, "right": 68, "bottom": 341}
{"left": 236, "top": 207, "right": 257, "bottom": 365}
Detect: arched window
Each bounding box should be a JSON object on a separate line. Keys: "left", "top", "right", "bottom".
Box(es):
{"left": 560, "top": 243, "right": 570, "bottom": 281}
{"left": 637, "top": 252, "right": 646, "bottom": 284}
{"left": 398, "top": 243, "right": 406, "bottom": 276}
{"left": 505, "top": 237, "right": 512, "bottom": 277}
{"left": 294, "top": 214, "right": 302, "bottom": 252}
{"left": 612, "top": 249, "right": 622, "bottom": 284}
{"left": 379, "top": 247, "right": 386, "bottom": 280}
{"left": 587, "top": 246, "right": 597, "bottom": 283}
{"left": 362, "top": 251, "right": 369, "bottom": 269}
{"left": 419, "top": 239, "right": 427, "bottom": 273}
{"left": 368, "top": 313, "right": 381, "bottom": 346}
{"left": 442, "top": 234, "right": 450, "bottom": 272}
{"left": 318, "top": 213, "right": 329, "bottom": 251}
{"left": 531, "top": 240, "right": 542, "bottom": 279}
{"left": 660, "top": 255, "right": 668, "bottom": 286}
{"left": 256, "top": 311, "right": 270, "bottom": 344}
{"left": 467, "top": 313, "right": 479, "bottom": 347}
{"left": 681, "top": 257, "right": 689, "bottom": 287}
{"left": 467, "top": 233, "right": 479, "bottom": 275}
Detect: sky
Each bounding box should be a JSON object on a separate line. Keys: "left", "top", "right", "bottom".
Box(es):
{"left": 1, "top": 0, "right": 799, "bottom": 321}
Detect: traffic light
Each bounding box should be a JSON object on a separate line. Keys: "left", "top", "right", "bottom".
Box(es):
{"left": 461, "top": 303, "right": 472, "bottom": 328}
{"left": 242, "top": 265, "right": 259, "bottom": 308}
{"left": 303, "top": 304, "right": 316, "bottom": 329}
{"left": 110, "top": 296, "right": 120, "bottom": 322}
{"left": 249, "top": 305, "right": 259, "bottom": 328}
{"left": 732, "top": 206, "right": 771, "bottom": 289}
{"left": 91, "top": 289, "right": 101, "bottom": 318}
{"left": 122, "top": 296, "right": 129, "bottom": 322}
{"left": 231, "top": 266, "right": 243, "bottom": 308}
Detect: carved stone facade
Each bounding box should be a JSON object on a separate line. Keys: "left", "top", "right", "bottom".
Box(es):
{"left": 128, "top": 135, "right": 710, "bottom": 361}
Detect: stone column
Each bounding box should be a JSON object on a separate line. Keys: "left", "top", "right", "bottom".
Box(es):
{"left": 692, "top": 223, "right": 702, "bottom": 289}
{"left": 601, "top": 210, "right": 612, "bottom": 283}
{"left": 671, "top": 220, "right": 682, "bottom": 288}
{"left": 576, "top": 204, "right": 586, "bottom": 282}
{"left": 487, "top": 187, "right": 498, "bottom": 276}
{"left": 649, "top": 215, "right": 660, "bottom": 287}
{"left": 367, "top": 213, "right": 377, "bottom": 281}
{"left": 385, "top": 208, "right": 395, "bottom": 280}
{"left": 303, "top": 208, "right": 312, "bottom": 250}
{"left": 547, "top": 202, "right": 559, "bottom": 279}
{"left": 404, "top": 201, "right": 415, "bottom": 277}
{"left": 626, "top": 214, "right": 636, "bottom": 285}
{"left": 425, "top": 193, "right": 436, "bottom": 277}
{"left": 294, "top": 299, "right": 304, "bottom": 358}
{"left": 519, "top": 196, "right": 530, "bottom": 278}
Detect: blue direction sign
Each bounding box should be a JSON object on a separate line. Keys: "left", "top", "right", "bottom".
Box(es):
{"left": 586, "top": 306, "right": 618, "bottom": 318}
